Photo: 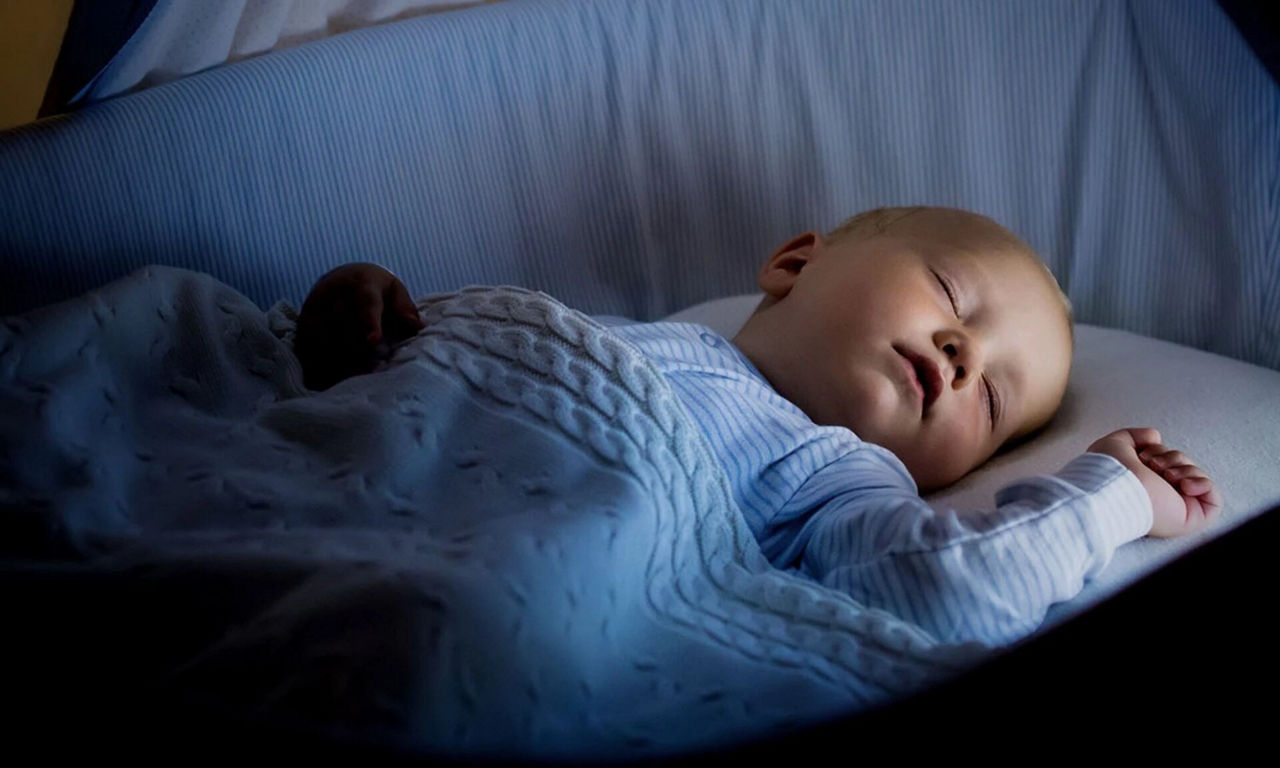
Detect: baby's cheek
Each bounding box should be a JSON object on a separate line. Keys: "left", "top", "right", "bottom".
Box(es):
{"left": 918, "top": 432, "right": 982, "bottom": 491}
{"left": 824, "top": 367, "right": 894, "bottom": 438}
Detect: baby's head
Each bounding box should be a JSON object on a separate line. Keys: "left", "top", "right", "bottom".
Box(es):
{"left": 732, "top": 206, "right": 1073, "bottom": 492}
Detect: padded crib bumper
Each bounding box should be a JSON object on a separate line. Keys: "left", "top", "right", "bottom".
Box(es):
{"left": 0, "top": 0, "right": 1276, "bottom": 368}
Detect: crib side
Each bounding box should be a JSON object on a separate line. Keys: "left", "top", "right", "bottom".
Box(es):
{"left": 1, "top": 0, "right": 1276, "bottom": 367}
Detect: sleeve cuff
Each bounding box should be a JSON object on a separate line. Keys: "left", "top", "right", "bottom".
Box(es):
{"left": 1058, "top": 452, "right": 1154, "bottom": 558}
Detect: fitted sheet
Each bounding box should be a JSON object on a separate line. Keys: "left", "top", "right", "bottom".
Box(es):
{"left": 662, "top": 294, "right": 1280, "bottom": 634}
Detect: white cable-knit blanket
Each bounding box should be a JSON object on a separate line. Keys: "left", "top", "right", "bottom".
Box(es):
{"left": 0, "top": 267, "right": 988, "bottom": 759}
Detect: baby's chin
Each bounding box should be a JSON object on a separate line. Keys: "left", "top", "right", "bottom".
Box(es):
{"left": 882, "top": 441, "right": 979, "bottom": 494}
{"left": 911, "top": 468, "right": 963, "bottom": 494}
{"left": 810, "top": 393, "right": 978, "bottom": 491}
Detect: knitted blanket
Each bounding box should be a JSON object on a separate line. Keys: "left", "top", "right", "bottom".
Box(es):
{"left": 0, "top": 267, "right": 986, "bottom": 759}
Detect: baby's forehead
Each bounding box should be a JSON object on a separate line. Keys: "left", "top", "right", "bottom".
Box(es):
{"left": 859, "top": 220, "right": 1070, "bottom": 327}
{"left": 928, "top": 237, "right": 1058, "bottom": 293}
{"left": 919, "top": 228, "right": 1030, "bottom": 264}
{"left": 887, "top": 207, "right": 1019, "bottom": 243}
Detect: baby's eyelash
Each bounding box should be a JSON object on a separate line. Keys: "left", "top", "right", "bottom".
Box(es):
{"left": 931, "top": 269, "right": 960, "bottom": 318}
{"left": 983, "top": 375, "right": 999, "bottom": 428}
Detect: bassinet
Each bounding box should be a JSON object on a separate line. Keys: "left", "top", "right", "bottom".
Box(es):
{"left": 2, "top": 0, "right": 1277, "bottom": 760}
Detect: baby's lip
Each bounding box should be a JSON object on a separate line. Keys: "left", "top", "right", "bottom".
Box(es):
{"left": 894, "top": 344, "right": 944, "bottom": 416}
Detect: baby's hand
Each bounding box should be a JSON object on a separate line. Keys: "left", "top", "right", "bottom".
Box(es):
{"left": 1087, "top": 428, "right": 1222, "bottom": 538}
{"left": 294, "top": 263, "right": 425, "bottom": 390}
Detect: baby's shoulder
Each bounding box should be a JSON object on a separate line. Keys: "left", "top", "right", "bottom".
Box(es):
{"left": 800, "top": 429, "right": 918, "bottom": 491}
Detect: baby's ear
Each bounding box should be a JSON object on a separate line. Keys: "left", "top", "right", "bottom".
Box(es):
{"left": 758, "top": 231, "right": 822, "bottom": 298}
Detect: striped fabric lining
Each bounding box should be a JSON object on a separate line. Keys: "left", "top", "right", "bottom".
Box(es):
{"left": 1, "top": 0, "right": 1276, "bottom": 368}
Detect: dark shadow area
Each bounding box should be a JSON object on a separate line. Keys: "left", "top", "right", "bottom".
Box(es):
{"left": 1219, "top": 0, "right": 1280, "bottom": 84}
{"left": 39, "top": 0, "right": 159, "bottom": 118}
{"left": 7, "top": 503, "right": 1272, "bottom": 762}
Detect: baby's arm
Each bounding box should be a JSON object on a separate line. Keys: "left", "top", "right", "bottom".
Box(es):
{"left": 293, "top": 263, "right": 424, "bottom": 390}
{"left": 791, "top": 433, "right": 1219, "bottom": 647}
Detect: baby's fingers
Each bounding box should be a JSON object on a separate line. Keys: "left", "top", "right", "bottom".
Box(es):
{"left": 1193, "top": 474, "right": 1223, "bottom": 511}
{"left": 1143, "top": 451, "right": 1218, "bottom": 497}
{"left": 1124, "top": 427, "right": 1162, "bottom": 449}
{"left": 1177, "top": 474, "right": 1213, "bottom": 496}
{"left": 1182, "top": 483, "right": 1224, "bottom": 532}
{"left": 1137, "top": 447, "right": 1193, "bottom": 471}
{"left": 1156, "top": 462, "right": 1202, "bottom": 483}
{"left": 1179, "top": 470, "right": 1223, "bottom": 527}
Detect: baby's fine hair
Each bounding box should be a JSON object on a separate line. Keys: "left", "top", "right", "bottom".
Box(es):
{"left": 826, "top": 206, "right": 1076, "bottom": 346}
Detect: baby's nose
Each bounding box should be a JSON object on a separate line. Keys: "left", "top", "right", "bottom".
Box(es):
{"left": 942, "top": 339, "right": 981, "bottom": 387}
{"left": 943, "top": 343, "right": 966, "bottom": 382}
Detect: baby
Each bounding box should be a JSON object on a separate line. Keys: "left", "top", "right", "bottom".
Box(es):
{"left": 292, "top": 206, "right": 1221, "bottom": 646}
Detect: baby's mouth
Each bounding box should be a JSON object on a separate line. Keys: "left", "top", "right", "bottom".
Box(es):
{"left": 894, "top": 345, "right": 943, "bottom": 416}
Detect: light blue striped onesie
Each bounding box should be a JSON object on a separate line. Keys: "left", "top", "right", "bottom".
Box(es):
{"left": 609, "top": 320, "right": 1153, "bottom": 647}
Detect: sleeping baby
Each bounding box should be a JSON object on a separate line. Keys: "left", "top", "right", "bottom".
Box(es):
{"left": 291, "top": 206, "right": 1221, "bottom": 646}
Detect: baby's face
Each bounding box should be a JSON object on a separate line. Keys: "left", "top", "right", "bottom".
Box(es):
{"left": 734, "top": 227, "right": 1072, "bottom": 492}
